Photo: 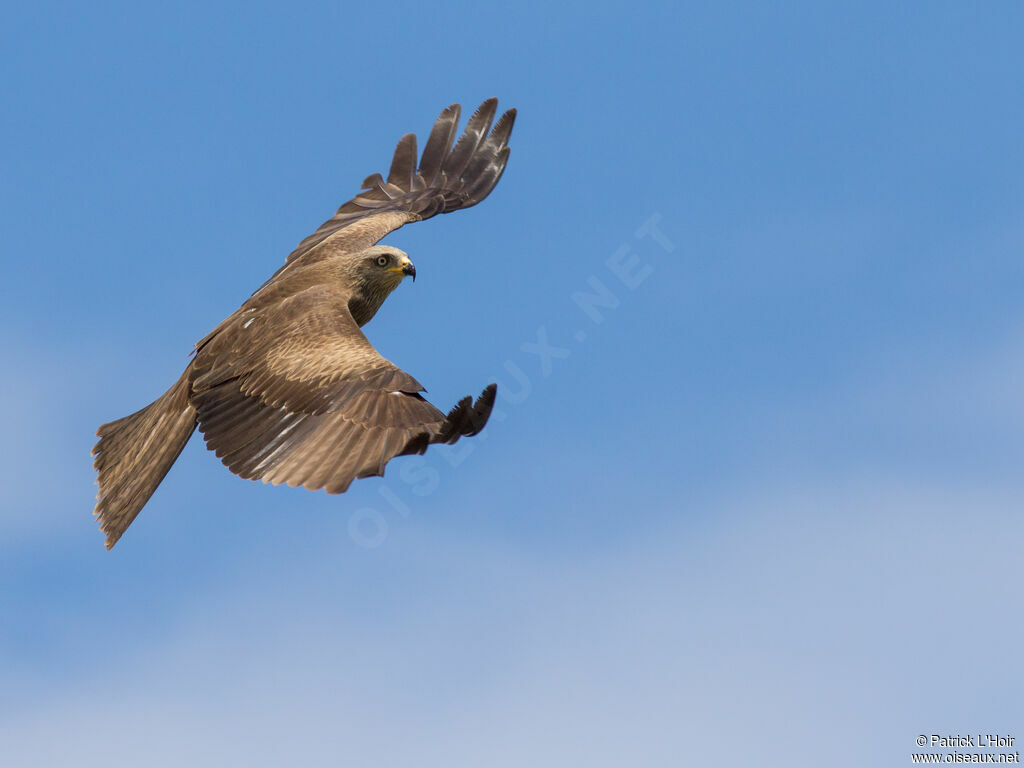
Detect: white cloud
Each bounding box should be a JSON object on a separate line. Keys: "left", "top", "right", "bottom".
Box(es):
{"left": 3, "top": 479, "right": 1021, "bottom": 768}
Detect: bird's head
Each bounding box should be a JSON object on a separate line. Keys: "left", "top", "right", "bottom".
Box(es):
{"left": 358, "top": 245, "right": 416, "bottom": 288}
{"left": 345, "top": 245, "right": 417, "bottom": 325}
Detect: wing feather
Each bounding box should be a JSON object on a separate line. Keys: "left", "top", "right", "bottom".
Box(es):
{"left": 387, "top": 133, "right": 417, "bottom": 189}
{"left": 442, "top": 98, "right": 498, "bottom": 182}
{"left": 418, "top": 103, "right": 460, "bottom": 186}
{"left": 277, "top": 98, "right": 516, "bottom": 272}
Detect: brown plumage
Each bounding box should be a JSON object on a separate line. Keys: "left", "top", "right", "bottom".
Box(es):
{"left": 92, "top": 98, "right": 515, "bottom": 549}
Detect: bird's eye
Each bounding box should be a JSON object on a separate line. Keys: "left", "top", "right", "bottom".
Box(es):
{"left": 376, "top": 255, "right": 389, "bottom": 267}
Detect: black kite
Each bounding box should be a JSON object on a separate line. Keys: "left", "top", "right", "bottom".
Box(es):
{"left": 92, "top": 99, "right": 515, "bottom": 548}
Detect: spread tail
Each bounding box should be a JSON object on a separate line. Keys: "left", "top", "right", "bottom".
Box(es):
{"left": 92, "top": 371, "right": 197, "bottom": 549}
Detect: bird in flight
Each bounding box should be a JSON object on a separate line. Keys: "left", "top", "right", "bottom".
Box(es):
{"left": 92, "top": 98, "right": 516, "bottom": 549}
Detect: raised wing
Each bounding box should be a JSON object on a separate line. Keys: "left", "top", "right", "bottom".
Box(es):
{"left": 282, "top": 98, "right": 516, "bottom": 270}
{"left": 189, "top": 285, "right": 495, "bottom": 493}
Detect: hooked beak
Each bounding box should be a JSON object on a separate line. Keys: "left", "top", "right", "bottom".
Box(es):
{"left": 386, "top": 255, "right": 416, "bottom": 282}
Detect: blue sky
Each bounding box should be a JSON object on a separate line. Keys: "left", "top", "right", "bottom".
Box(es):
{"left": 2, "top": 2, "right": 1024, "bottom": 765}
